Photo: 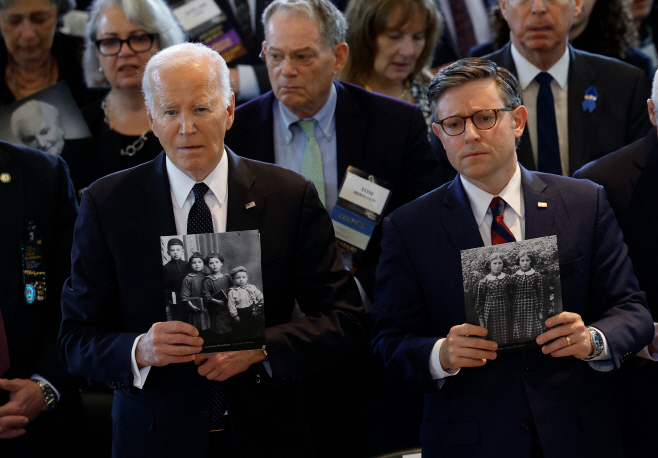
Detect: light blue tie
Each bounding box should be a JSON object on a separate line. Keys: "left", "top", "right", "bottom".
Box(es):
{"left": 298, "top": 119, "right": 326, "bottom": 205}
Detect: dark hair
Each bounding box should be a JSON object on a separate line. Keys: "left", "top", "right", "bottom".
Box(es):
{"left": 341, "top": 0, "right": 442, "bottom": 86}
{"left": 572, "top": 0, "right": 638, "bottom": 60}
{"left": 516, "top": 250, "right": 536, "bottom": 267}
{"left": 428, "top": 58, "right": 522, "bottom": 120}
{"left": 0, "top": 0, "right": 74, "bottom": 17}
{"left": 205, "top": 252, "right": 225, "bottom": 264}
{"left": 188, "top": 252, "right": 205, "bottom": 267}
{"left": 484, "top": 252, "right": 507, "bottom": 271}
{"left": 167, "top": 238, "right": 183, "bottom": 249}
{"left": 229, "top": 266, "right": 248, "bottom": 280}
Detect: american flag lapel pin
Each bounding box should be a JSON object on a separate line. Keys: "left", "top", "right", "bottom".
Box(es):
{"left": 245, "top": 201, "right": 256, "bottom": 209}
{"left": 538, "top": 202, "right": 548, "bottom": 208}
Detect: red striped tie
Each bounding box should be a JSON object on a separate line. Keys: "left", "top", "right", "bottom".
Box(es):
{"left": 490, "top": 197, "right": 516, "bottom": 245}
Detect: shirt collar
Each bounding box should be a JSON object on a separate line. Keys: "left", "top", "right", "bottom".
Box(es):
{"left": 166, "top": 149, "right": 228, "bottom": 210}
{"left": 510, "top": 43, "right": 570, "bottom": 90}
{"left": 276, "top": 83, "right": 337, "bottom": 144}
{"left": 460, "top": 163, "right": 524, "bottom": 227}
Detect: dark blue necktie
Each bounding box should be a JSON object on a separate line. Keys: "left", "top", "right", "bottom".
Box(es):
{"left": 535, "top": 72, "right": 561, "bottom": 175}
{"left": 186, "top": 183, "right": 226, "bottom": 424}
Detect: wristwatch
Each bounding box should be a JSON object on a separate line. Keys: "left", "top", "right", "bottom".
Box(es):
{"left": 33, "top": 379, "right": 57, "bottom": 412}
{"left": 583, "top": 326, "right": 604, "bottom": 361}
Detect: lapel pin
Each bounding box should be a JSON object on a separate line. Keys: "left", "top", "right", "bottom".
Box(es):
{"left": 538, "top": 202, "right": 547, "bottom": 208}
{"left": 0, "top": 172, "right": 10, "bottom": 183}
{"left": 582, "top": 86, "right": 598, "bottom": 113}
{"left": 245, "top": 201, "right": 256, "bottom": 209}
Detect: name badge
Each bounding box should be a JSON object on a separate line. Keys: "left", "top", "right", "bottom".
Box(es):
{"left": 22, "top": 221, "right": 46, "bottom": 304}
{"left": 172, "top": 0, "right": 248, "bottom": 63}
{"left": 330, "top": 167, "right": 392, "bottom": 252}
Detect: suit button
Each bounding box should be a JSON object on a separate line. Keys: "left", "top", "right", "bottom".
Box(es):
{"left": 520, "top": 422, "right": 531, "bottom": 430}
{"left": 524, "top": 368, "right": 533, "bottom": 377}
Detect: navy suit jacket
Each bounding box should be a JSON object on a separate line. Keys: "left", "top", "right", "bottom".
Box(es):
{"left": 372, "top": 166, "right": 654, "bottom": 457}
{"left": 484, "top": 44, "right": 653, "bottom": 175}
{"left": 225, "top": 80, "right": 443, "bottom": 299}
{"left": 0, "top": 142, "right": 84, "bottom": 456}
{"left": 58, "top": 149, "right": 365, "bottom": 457}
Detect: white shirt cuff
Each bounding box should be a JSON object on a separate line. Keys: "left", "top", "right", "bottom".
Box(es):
{"left": 429, "top": 338, "right": 460, "bottom": 380}
{"left": 236, "top": 65, "right": 260, "bottom": 101}
{"left": 636, "top": 323, "right": 658, "bottom": 361}
{"left": 131, "top": 334, "right": 151, "bottom": 389}
{"left": 30, "top": 375, "right": 61, "bottom": 401}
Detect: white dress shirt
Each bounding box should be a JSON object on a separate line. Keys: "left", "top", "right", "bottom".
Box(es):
{"left": 131, "top": 151, "right": 229, "bottom": 388}
{"left": 511, "top": 44, "right": 570, "bottom": 176}
{"left": 429, "top": 165, "right": 610, "bottom": 383}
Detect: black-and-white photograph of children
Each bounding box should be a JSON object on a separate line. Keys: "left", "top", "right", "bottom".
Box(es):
{"left": 461, "top": 236, "right": 562, "bottom": 350}
{"left": 160, "top": 230, "right": 265, "bottom": 352}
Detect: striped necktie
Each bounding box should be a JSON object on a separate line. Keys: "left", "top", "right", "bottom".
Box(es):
{"left": 490, "top": 196, "right": 516, "bottom": 245}
{"left": 298, "top": 119, "right": 326, "bottom": 205}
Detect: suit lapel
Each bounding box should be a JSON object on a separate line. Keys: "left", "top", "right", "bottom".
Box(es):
{"left": 567, "top": 46, "right": 598, "bottom": 175}
{"left": 233, "top": 94, "right": 276, "bottom": 163}
{"left": 0, "top": 150, "right": 23, "bottom": 323}
{"left": 225, "top": 148, "right": 263, "bottom": 232}
{"left": 135, "top": 154, "right": 177, "bottom": 264}
{"left": 334, "top": 82, "right": 366, "bottom": 179}
{"left": 440, "top": 177, "right": 485, "bottom": 251}
{"left": 521, "top": 168, "right": 557, "bottom": 239}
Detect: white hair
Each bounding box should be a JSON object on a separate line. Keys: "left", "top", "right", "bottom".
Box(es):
{"left": 652, "top": 68, "right": 658, "bottom": 109}
{"left": 11, "top": 100, "right": 60, "bottom": 138}
{"left": 141, "top": 42, "right": 232, "bottom": 115}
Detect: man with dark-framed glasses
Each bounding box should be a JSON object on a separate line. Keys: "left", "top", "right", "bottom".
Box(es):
{"left": 372, "top": 57, "right": 654, "bottom": 457}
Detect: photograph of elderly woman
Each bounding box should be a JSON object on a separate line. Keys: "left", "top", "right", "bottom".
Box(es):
{"left": 461, "top": 236, "right": 562, "bottom": 351}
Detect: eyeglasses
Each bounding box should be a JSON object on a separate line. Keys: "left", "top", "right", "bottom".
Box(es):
{"left": 434, "top": 108, "right": 514, "bottom": 136}
{"left": 259, "top": 48, "right": 320, "bottom": 68}
{"left": 95, "top": 34, "right": 156, "bottom": 56}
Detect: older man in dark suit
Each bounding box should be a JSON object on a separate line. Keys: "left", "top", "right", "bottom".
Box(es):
{"left": 372, "top": 58, "right": 654, "bottom": 457}
{"left": 574, "top": 70, "right": 658, "bottom": 458}
{"left": 59, "top": 42, "right": 364, "bottom": 458}
{"left": 481, "top": 0, "right": 652, "bottom": 176}
{"left": 0, "top": 143, "right": 84, "bottom": 456}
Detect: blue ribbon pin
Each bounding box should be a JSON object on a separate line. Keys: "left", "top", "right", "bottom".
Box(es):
{"left": 582, "top": 86, "right": 597, "bottom": 113}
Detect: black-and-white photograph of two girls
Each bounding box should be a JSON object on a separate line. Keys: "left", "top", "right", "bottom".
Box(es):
{"left": 460, "top": 236, "right": 563, "bottom": 351}
{"left": 160, "top": 230, "right": 265, "bottom": 353}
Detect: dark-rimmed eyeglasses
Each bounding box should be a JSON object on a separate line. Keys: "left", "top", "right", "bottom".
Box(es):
{"left": 95, "top": 34, "right": 156, "bottom": 56}
{"left": 434, "top": 108, "right": 514, "bottom": 136}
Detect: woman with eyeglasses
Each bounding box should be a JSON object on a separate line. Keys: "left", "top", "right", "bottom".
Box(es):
{"left": 70, "top": 0, "right": 184, "bottom": 195}
{"left": 0, "top": 0, "right": 98, "bottom": 107}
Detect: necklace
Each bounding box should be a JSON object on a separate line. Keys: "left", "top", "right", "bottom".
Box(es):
{"left": 102, "top": 96, "right": 151, "bottom": 157}
{"left": 364, "top": 79, "right": 410, "bottom": 100}
{"left": 6, "top": 55, "right": 56, "bottom": 100}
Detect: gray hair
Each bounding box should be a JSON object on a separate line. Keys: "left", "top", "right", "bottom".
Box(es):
{"left": 428, "top": 58, "right": 523, "bottom": 121}
{"left": 0, "top": 0, "right": 74, "bottom": 17}
{"left": 262, "top": 0, "right": 347, "bottom": 47}
{"left": 83, "top": 0, "right": 186, "bottom": 88}
{"left": 142, "top": 42, "right": 232, "bottom": 115}
{"left": 11, "top": 100, "right": 60, "bottom": 138}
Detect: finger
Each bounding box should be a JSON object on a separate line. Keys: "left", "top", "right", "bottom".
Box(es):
{"left": 0, "top": 415, "right": 29, "bottom": 429}
{"left": 153, "top": 331, "right": 204, "bottom": 348}
{"left": 153, "top": 321, "right": 200, "bottom": 337}
{"left": 536, "top": 323, "right": 575, "bottom": 345}
{"left": 0, "top": 379, "right": 19, "bottom": 392}
{"left": 194, "top": 354, "right": 210, "bottom": 365}
{"left": 544, "top": 312, "right": 580, "bottom": 328}
{"left": 0, "top": 401, "right": 19, "bottom": 417}
{"left": 0, "top": 427, "right": 26, "bottom": 439}
{"left": 452, "top": 347, "right": 498, "bottom": 361}
{"left": 450, "top": 323, "right": 489, "bottom": 338}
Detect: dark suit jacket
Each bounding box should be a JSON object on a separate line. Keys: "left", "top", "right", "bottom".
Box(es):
{"left": 574, "top": 127, "right": 658, "bottom": 457}
{"left": 0, "top": 142, "right": 84, "bottom": 456}
{"left": 58, "top": 149, "right": 365, "bottom": 457}
{"left": 483, "top": 43, "right": 653, "bottom": 175}
{"left": 225, "top": 80, "right": 443, "bottom": 299}
{"left": 372, "top": 166, "right": 654, "bottom": 457}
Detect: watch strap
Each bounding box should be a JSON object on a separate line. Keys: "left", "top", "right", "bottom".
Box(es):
{"left": 33, "top": 379, "right": 57, "bottom": 412}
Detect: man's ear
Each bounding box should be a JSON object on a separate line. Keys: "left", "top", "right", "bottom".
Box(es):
{"left": 513, "top": 105, "right": 528, "bottom": 139}
{"left": 333, "top": 42, "right": 349, "bottom": 76}
{"left": 648, "top": 99, "right": 657, "bottom": 127}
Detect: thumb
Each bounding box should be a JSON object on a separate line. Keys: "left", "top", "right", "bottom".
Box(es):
{"left": 0, "top": 378, "right": 20, "bottom": 392}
